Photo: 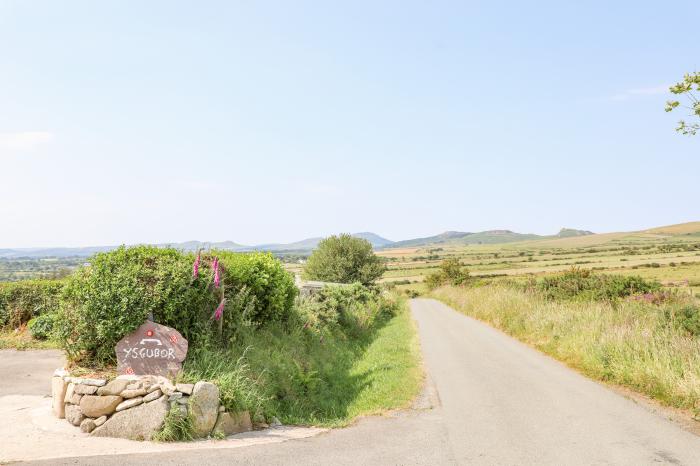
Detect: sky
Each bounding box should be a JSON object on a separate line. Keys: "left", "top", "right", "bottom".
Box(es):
{"left": 1, "top": 0, "right": 698, "bottom": 248}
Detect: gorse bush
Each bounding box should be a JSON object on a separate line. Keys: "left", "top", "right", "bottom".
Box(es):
{"left": 55, "top": 246, "right": 297, "bottom": 365}
{"left": 0, "top": 279, "right": 64, "bottom": 329}
{"left": 536, "top": 267, "right": 660, "bottom": 301}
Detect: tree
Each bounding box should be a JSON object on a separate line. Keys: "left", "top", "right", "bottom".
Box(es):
{"left": 424, "top": 258, "right": 470, "bottom": 290}
{"left": 665, "top": 72, "right": 700, "bottom": 136}
{"left": 303, "top": 234, "right": 386, "bottom": 285}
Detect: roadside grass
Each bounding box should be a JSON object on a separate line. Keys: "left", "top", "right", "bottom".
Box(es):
{"left": 0, "top": 327, "right": 60, "bottom": 350}
{"left": 180, "top": 298, "right": 422, "bottom": 428}
{"left": 432, "top": 284, "right": 700, "bottom": 415}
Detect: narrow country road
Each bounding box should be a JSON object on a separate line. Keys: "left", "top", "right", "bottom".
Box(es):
{"left": 20, "top": 299, "right": 700, "bottom": 465}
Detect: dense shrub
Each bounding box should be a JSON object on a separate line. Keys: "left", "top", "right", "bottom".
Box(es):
{"left": 303, "top": 234, "right": 386, "bottom": 285}
{"left": 55, "top": 246, "right": 298, "bottom": 365}
{"left": 536, "top": 267, "right": 660, "bottom": 301}
{"left": 295, "top": 284, "right": 398, "bottom": 336}
{"left": 425, "top": 258, "right": 470, "bottom": 290}
{"left": 28, "top": 313, "right": 57, "bottom": 340}
{"left": 676, "top": 305, "right": 700, "bottom": 336}
{"left": 216, "top": 251, "right": 298, "bottom": 325}
{"left": 56, "top": 246, "right": 218, "bottom": 364}
{"left": 0, "top": 279, "right": 64, "bottom": 329}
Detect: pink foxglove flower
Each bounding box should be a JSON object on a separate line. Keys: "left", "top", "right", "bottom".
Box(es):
{"left": 213, "top": 257, "right": 221, "bottom": 288}
{"left": 192, "top": 251, "right": 201, "bottom": 279}
{"left": 213, "top": 298, "right": 226, "bottom": 321}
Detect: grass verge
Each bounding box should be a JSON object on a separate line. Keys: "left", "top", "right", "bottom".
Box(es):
{"left": 180, "top": 296, "right": 422, "bottom": 428}
{"left": 432, "top": 284, "right": 700, "bottom": 416}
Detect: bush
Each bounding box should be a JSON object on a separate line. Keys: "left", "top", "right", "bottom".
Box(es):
{"left": 425, "top": 258, "right": 470, "bottom": 290}
{"left": 56, "top": 246, "right": 219, "bottom": 364}
{"left": 28, "top": 313, "right": 57, "bottom": 340}
{"left": 536, "top": 267, "right": 660, "bottom": 301}
{"left": 295, "top": 284, "right": 397, "bottom": 336}
{"left": 0, "top": 280, "right": 64, "bottom": 329}
{"left": 678, "top": 305, "right": 700, "bottom": 336}
{"left": 303, "top": 234, "right": 386, "bottom": 285}
{"left": 55, "top": 246, "right": 298, "bottom": 365}
{"left": 216, "top": 251, "right": 298, "bottom": 325}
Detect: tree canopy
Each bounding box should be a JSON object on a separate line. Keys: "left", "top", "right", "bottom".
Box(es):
{"left": 303, "top": 234, "right": 386, "bottom": 285}
{"left": 665, "top": 72, "right": 700, "bottom": 136}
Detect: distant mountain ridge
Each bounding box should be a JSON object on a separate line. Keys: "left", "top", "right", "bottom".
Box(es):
{"left": 11, "top": 223, "right": 700, "bottom": 259}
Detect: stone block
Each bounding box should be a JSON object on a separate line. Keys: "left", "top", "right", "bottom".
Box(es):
{"left": 80, "top": 395, "right": 122, "bottom": 417}
{"left": 115, "top": 397, "right": 143, "bottom": 412}
{"left": 212, "top": 411, "right": 252, "bottom": 437}
{"left": 91, "top": 395, "right": 168, "bottom": 441}
{"left": 51, "top": 376, "right": 68, "bottom": 418}
{"left": 190, "top": 381, "right": 220, "bottom": 438}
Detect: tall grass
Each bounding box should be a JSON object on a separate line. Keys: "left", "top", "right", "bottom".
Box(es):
{"left": 432, "top": 285, "right": 700, "bottom": 414}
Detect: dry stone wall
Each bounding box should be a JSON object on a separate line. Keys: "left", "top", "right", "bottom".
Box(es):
{"left": 51, "top": 369, "right": 253, "bottom": 440}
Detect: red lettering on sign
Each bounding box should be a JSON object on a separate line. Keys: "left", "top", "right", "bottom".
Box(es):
{"left": 169, "top": 334, "right": 178, "bottom": 343}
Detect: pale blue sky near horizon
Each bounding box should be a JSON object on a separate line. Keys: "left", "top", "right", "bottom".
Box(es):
{"left": 1, "top": 0, "right": 698, "bottom": 248}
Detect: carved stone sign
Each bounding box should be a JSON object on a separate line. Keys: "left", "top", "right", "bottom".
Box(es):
{"left": 116, "top": 321, "right": 188, "bottom": 377}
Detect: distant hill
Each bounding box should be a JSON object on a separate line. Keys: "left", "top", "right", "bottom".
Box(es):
{"left": 644, "top": 221, "right": 700, "bottom": 236}
{"left": 387, "top": 229, "right": 579, "bottom": 248}
{"left": 556, "top": 228, "right": 595, "bottom": 238}
{"left": 246, "top": 232, "right": 394, "bottom": 252}
{"left": 352, "top": 232, "right": 395, "bottom": 248}
{"left": 390, "top": 231, "right": 472, "bottom": 248}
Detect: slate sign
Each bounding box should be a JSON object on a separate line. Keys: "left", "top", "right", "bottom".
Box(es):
{"left": 116, "top": 321, "right": 188, "bottom": 377}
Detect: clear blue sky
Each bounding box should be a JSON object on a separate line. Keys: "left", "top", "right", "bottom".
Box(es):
{"left": 1, "top": 0, "right": 698, "bottom": 248}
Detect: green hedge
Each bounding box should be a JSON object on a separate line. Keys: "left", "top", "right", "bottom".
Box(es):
{"left": 56, "top": 246, "right": 297, "bottom": 365}
{"left": 0, "top": 279, "right": 64, "bottom": 329}
{"left": 217, "top": 251, "right": 297, "bottom": 325}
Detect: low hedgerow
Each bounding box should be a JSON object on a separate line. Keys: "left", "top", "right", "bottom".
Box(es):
{"left": 0, "top": 279, "right": 64, "bottom": 329}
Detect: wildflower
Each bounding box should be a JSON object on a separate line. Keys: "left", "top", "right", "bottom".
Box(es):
{"left": 193, "top": 251, "right": 201, "bottom": 279}
{"left": 213, "top": 257, "right": 221, "bottom": 288}
{"left": 213, "top": 298, "right": 226, "bottom": 321}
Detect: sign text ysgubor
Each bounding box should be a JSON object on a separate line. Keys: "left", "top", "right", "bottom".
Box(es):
{"left": 116, "top": 321, "right": 188, "bottom": 377}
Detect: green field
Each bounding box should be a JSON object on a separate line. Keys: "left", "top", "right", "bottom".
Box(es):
{"left": 377, "top": 222, "right": 700, "bottom": 295}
